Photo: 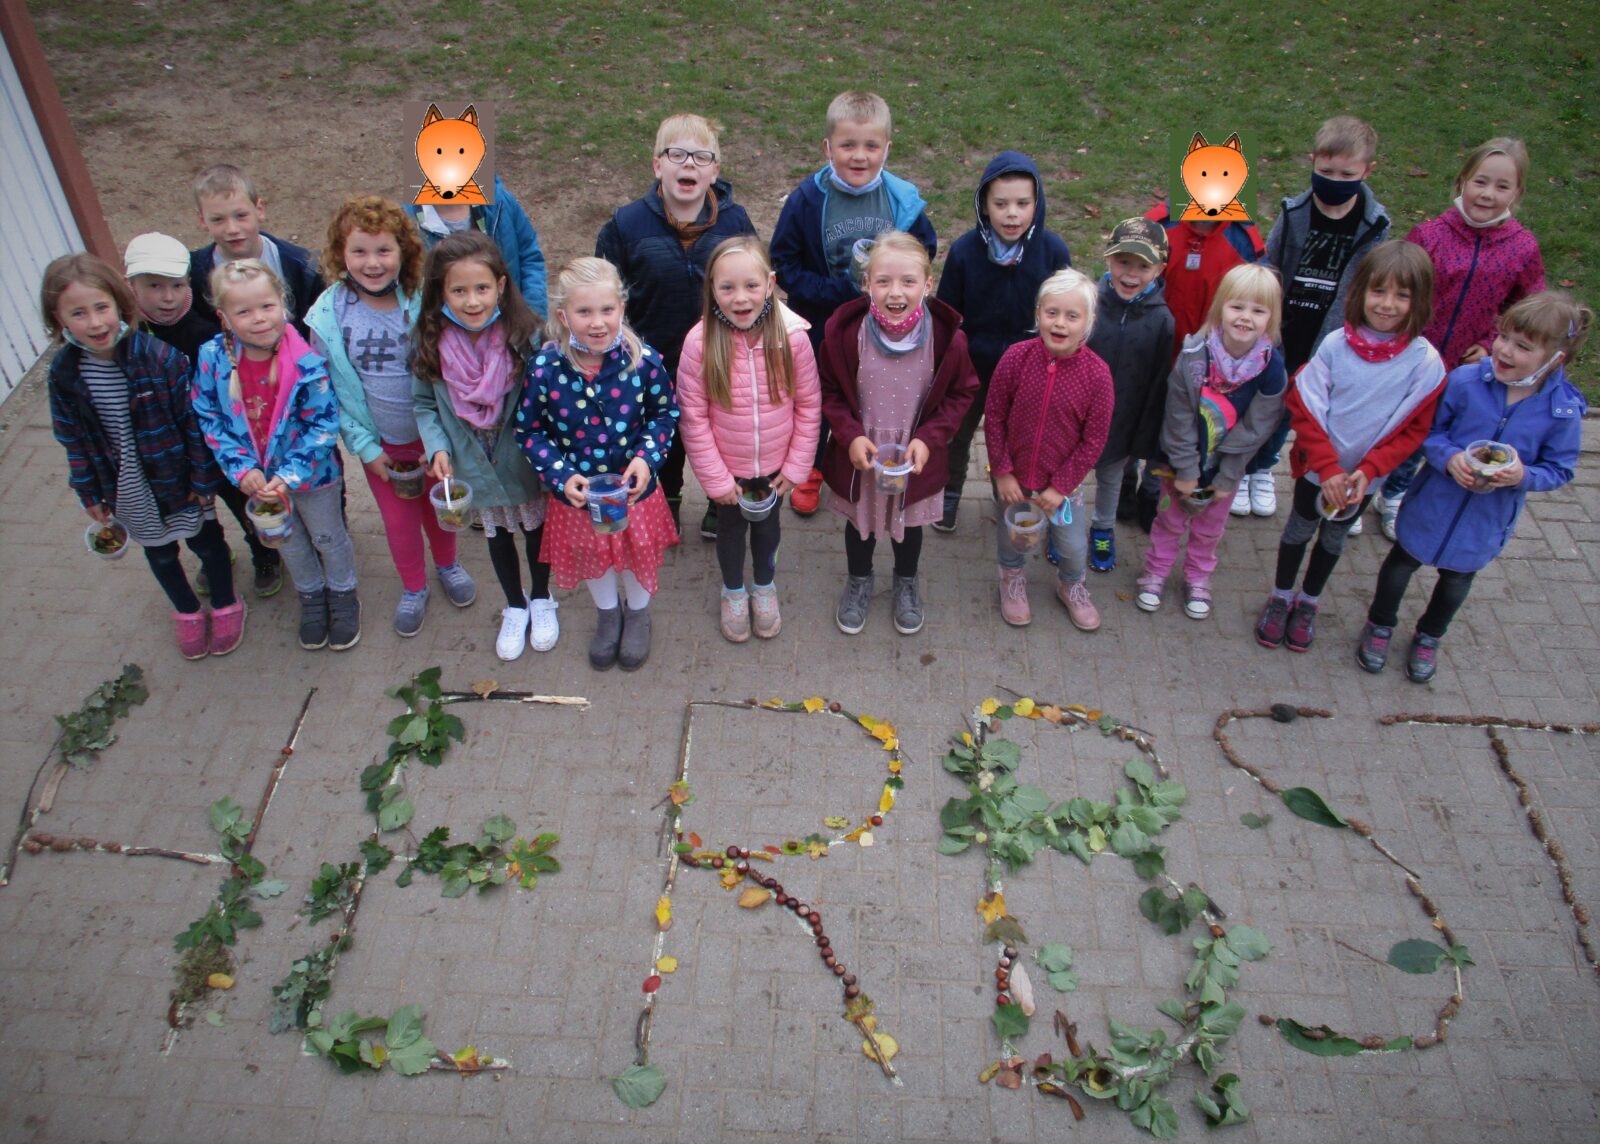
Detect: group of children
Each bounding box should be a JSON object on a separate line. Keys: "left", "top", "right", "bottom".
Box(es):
{"left": 42, "top": 97, "right": 1588, "bottom": 684}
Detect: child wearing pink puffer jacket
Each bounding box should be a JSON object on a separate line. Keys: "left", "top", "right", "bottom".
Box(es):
{"left": 677, "top": 237, "right": 822, "bottom": 642}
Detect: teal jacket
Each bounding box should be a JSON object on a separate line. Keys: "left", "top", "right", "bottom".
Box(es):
{"left": 413, "top": 365, "right": 543, "bottom": 511}
{"left": 305, "top": 286, "right": 422, "bottom": 465}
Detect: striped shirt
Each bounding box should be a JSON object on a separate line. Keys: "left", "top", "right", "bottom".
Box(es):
{"left": 81, "top": 357, "right": 203, "bottom": 546}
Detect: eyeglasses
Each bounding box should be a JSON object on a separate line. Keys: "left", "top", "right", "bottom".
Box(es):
{"left": 658, "top": 147, "right": 717, "bottom": 168}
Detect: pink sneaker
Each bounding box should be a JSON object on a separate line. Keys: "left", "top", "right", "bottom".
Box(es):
{"left": 174, "top": 610, "right": 208, "bottom": 660}
{"left": 208, "top": 601, "right": 247, "bottom": 656}
{"left": 750, "top": 584, "right": 781, "bottom": 639}
{"left": 1056, "top": 580, "right": 1101, "bottom": 631}
{"left": 998, "top": 565, "right": 1031, "bottom": 626}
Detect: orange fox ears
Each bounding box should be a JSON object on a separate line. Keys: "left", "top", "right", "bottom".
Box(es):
{"left": 1187, "top": 132, "right": 1208, "bottom": 154}
{"left": 459, "top": 104, "right": 478, "bottom": 128}
{"left": 422, "top": 103, "right": 444, "bottom": 128}
{"left": 1187, "top": 132, "right": 1244, "bottom": 154}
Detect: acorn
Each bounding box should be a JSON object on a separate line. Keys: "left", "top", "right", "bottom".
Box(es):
{"left": 833, "top": 964, "right": 846, "bottom": 977}
{"left": 845, "top": 985, "right": 860, "bottom": 999}
{"left": 870, "top": 814, "right": 884, "bottom": 826}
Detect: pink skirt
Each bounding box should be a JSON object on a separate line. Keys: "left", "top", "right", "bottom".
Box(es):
{"left": 541, "top": 485, "right": 680, "bottom": 592}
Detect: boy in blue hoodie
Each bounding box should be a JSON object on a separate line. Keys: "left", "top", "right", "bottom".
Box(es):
{"left": 406, "top": 172, "right": 548, "bottom": 320}
{"left": 771, "top": 91, "right": 937, "bottom": 515}
{"left": 934, "top": 152, "right": 1073, "bottom": 531}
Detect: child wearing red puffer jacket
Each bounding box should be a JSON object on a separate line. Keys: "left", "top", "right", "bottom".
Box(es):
{"left": 985, "top": 268, "right": 1113, "bottom": 631}
{"left": 677, "top": 238, "right": 821, "bottom": 643}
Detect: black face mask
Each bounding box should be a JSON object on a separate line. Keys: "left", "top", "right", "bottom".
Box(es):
{"left": 1311, "top": 172, "right": 1363, "bottom": 207}
{"left": 345, "top": 274, "right": 400, "bottom": 298}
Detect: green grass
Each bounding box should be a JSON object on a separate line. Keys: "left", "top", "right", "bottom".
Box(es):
{"left": 32, "top": 0, "right": 1598, "bottom": 393}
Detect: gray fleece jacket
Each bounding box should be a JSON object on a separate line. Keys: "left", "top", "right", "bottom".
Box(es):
{"left": 1159, "top": 334, "right": 1288, "bottom": 492}
{"left": 1264, "top": 184, "right": 1390, "bottom": 368}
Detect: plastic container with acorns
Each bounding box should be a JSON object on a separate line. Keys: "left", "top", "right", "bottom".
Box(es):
{"left": 85, "top": 518, "right": 130, "bottom": 560}
{"left": 1464, "top": 439, "right": 1518, "bottom": 487}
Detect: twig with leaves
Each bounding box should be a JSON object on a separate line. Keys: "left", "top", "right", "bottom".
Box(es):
{"left": 1, "top": 664, "right": 148, "bottom": 886}
{"left": 1214, "top": 704, "right": 1468, "bottom": 1052}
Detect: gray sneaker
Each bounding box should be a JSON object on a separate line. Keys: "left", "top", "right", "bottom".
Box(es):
{"left": 394, "top": 588, "right": 428, "bottom": 638}
{"left": 892, "top": 574, "right": 924, "bottom": 635}
{"left": 436, "top": 562, "right": 477, "bottom": 607}
{"left": 836, "top": 574, "right": 874, "bottom": 635}
{"left": 327, "top": 587, "right": 362, "bottom": 651}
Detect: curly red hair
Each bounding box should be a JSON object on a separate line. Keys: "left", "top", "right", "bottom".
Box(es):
{"left": 321, "top": 196, "right": 424, "bottom": 295}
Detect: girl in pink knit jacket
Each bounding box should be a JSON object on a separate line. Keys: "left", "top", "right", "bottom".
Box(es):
{"left": 677, "top": 238, "right": 821, "bottom": 642}
{"left": 985, "top": 268, "right": 1114, "bottom": 631}
{"left": 1374, "top": 137, "right": 1545, "bottom": 536}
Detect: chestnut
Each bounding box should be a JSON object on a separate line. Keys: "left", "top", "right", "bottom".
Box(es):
{"left": 870, "top": 814, "right": 884, "bottom": 826}
{"left": 824, "top": 955, "right": 837, "bottom": 969}
{"left": 1003, "top": 946, "right": 1019, "bottom": 960}
{"left": 776, "top": 893, "right": 789, "bottom": 906}
{"left": 829, "top": 702, "right": 842, "bottom": 713}
{"left": 842, "top": 974, "right": 856, "bottom": 986}
{"left": 845, "top": 985, "right": 860, "bottom": 999}
{"left": 796, "top": 905, "right": 810, "bottom": 919}
{"left": 726, "top": 846, "right": 740, "bottom": 859}
{"left": 833, "top": 965, "right": 846, "bottom": 977}
{"left": 734, "top": 860, "right": 749, "bottom": 874}
{"left": 996, "top": 994, "right": 1011, "bottom": 1006}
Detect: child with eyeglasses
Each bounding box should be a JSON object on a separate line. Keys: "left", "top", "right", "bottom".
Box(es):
{"left": 596, "top": 114, "right": 757, "bottom": 536}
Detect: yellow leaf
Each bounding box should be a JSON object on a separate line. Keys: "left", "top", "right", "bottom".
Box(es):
{"left": 719, "top": 867, "right": 743, "bottom": 888}
{"left": 802, "top": 697, "right": 826, "bottom": 713}
{"left": 1432, "top": 917, "right": 1446, "bottom": 930}
{"left": 860, "top": 1015, "right": 877, "bottom": 1033}
{"left": 1014, "top": 697, "right": 1036, "bottom": 717}
{"left": 977, "top": 891, "right": 1007, "bottom": 924}
{"left": 857, "top": 713, "right": 880, "bottom": 732}
{"left": 806, "top": 840, "right": 829, "bottom": 860}
{"left": 656, "top": 955, "right": 679, "bottom": 974}
{"left": 887, "top": 759, "right": 902, "bottom": 774}
{"left": 654, "top": 896, "right": 672, "bottom": 931}
{"left": 880, "top": 736, "right": 898, "bottom": 751}
{"left": 762, "top": 696, "right": 785, "bottom": 709}
{"left": 450, "top": 1045, "right": 486, "bottom": 1072}
{"left": 668, "top": 781, "right": 692, "bottom": 807}
{"left": 861, "top": 1032, "right": 900, "bottom": 1062}
{"left": 1065, "top": 704, "right": 1089, "bottom": 716}
{"left": 843, "top": 825, "right": 867, "bottom": 842}
{"left": 746, "top": 850, "right": 774, "bottom": 862}
{"left": 1087, "top": 825, "right": 1107, "bottom": 852}
{"left": 1086, "top": 709, "right": 1103, "bottom": 721}
{"left": 206, "top": 973, "right": 235, "bottom": 990}
{"left": 980, "top": 698, "right": 1000, "bottom": 716}
{"left": 870, "top": 722, "right": 896, "bottom": 743}
{"left": 737, "top": 887, "right": 772, "bottom": 909}
{"left": 470, "top": 679, "right": 498, "bottom": 698}
{"left": 858, "top": 831, "right": 875, "bottom": 848}
{"left": 878, "top": 787, "right": 895, "bottom": 814}
{"left": 1040, "top": 705, "right": 1064, "bottom": 725}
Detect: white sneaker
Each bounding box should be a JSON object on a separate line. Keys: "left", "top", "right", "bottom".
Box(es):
{"left": 1249, "top": 471, "right": 1278, "bottom": 516}
{"left": 529, "top": 598, "right": 560, "bottom": 652}
{"left": 1376, "top": 492, "right": 1401, "bottom": 541}
{"left": 496, "top": 604, "right": 530, "bottom": 661}
{"left": 1230, "top": 482, "right": 1252, "bottom": 516}
{"left": 1348, "top": 515, "right": 1364, "bottom": 536}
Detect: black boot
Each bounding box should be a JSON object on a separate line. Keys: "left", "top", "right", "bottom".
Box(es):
{"left": 589, "top": 606, "right": 623, "bottom": 670}
{"left": 298, "top": 588, "right": 329, "bottom": 650}
{"left": 326, "top": 587, "right": 362, "bottom": 651}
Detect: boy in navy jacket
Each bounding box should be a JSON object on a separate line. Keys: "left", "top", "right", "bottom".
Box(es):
{"left": 189, "top": 165, "right": 324, "bottom": 337}
{"left": 771, "top": 91, "right": 937, "bottom": 515}
{"left": 934, "top": 151, "right": 1072, "bottom": 531}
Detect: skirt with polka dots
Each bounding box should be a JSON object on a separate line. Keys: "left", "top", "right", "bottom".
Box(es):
{"left": 541, "top": 485, "right": 681, "bottom": 593}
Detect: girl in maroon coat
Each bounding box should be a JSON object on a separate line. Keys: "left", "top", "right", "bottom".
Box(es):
{"left": 985, "top": 269, "right": 1114, "bottom": 630}
{"left": 1374, "top": 137, "right": 1545, "bottom": 536}
{"left": 818, "top": 232, "right": 979, "bottom": 636}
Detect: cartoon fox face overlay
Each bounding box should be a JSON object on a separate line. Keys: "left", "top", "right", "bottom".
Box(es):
{"left": 1178, "top": 133, "right": 1250, "bottom": 222}
{"left": 414, "top": 104, "right": 488, "bottom": 206}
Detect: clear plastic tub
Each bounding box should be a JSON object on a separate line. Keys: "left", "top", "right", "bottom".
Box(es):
{"left": 1315, "top": 487, "right": 1362, "bottom": 522}
{"left": 85, "top": 518, "right": 129, "bottom": 560}
{"left": 1003, "top": 502, "right": 1046, "bottom": 552}
{"left": 873, "top": 444, "right": 913, "bottom": 495}
{"left": 245, "top": 493, "right": 294, "bottom": 548}
{"left": 1465, "top": 439, "right": 1518, "bottom": 486}
{"left": 738, "top": 486, "right": 778, "bottom": 522}
{"left": 386, "top": 459, "right": 426, "bottom": 500}
{"left": 585, "top": 473, "right": 631, "bottom": 534}
{"left": 429, "top": 480, "right": 474, "bottom": 532}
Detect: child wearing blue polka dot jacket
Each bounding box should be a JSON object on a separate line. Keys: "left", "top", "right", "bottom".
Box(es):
{"left": 516, "top": 257, "right": 681, "bottom": 671}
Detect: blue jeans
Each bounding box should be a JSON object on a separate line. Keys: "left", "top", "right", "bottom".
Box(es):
{"left": 280, "top": 480, "right": 357, "bottom": 593}
{"left": 1380, "top": 449, "right": 1425, "bottom": 499}
{"left": 997, "top": 490, "right": 1086, "bottom": 583}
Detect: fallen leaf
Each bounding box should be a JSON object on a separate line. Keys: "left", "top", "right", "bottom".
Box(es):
{"left": 880, "top": 736, "right": 899, "bottom": 751}
{"left": 803, "top": 696, "right": 826, "bottom": 713}
{"left": 654, "top": 896, "right": 672, "bottom": 931}
{"left": 470, "top": 679, "right": 498, "bottom": 698}
{"left": 643, "top": 974, "right": 661, "bottom": 993}
{"left": 878, "top": 787, "right": 895, "bottom": 814}
{"left": 449, "top": 1045, "right": 486, "bottom": 1072}
{"left": 207, "top": 973, "right": 235, "bottom": 990}
{"left": 763, "top": 845, "right": 782, "bottom": 856}
{"left": 861, "top": 1032, "right": 900, "bottom": 1061}
{"left": 719, "top": 867, "right": 743, "bottom": 888}
{"left": 688, "top": 832, "right": 703, "bottom": 848}
{"left": 612, "top": 1062, "right": 666, "bottom": 1108}
{"left": 824, "top": 815, "right": 851, "bottom": 829}
{"left": 746, "top": 850, "right": 774, "bottom": 862}
{"left": 806, "top": 841, "right": 829, "bottom": 860}
{"left": 205, "top": 1011, "right": 224, "bottom": 1027}
{"left": 1407, "top": 166, "right": 1429, "bottom": 177}
{"left": 979, "top": 1060, "right": 1005, "bottom": 1083}
{"left": 668, "top": 782, "right": 693, "bottom": 807}
{"left": 1040, "top": 705, "right": 1064, "bottom": 724}
{"left": 870, "top": 722, "right": 896, "bottom": 744}
{"left": 977, "top": 891, "right": 1008, "bottom": 925}
{"left": 887, "top": 759, "right": 902, "bottom": 774}
{"left": 1559, "top": 278, "right": 1577, "bottom": 288}
{"left": 1083, "top": 203, "right": 1102, "bottom": 218}
{"left": 737, "top": 887, "right": 772, "bottom": 909}
{"left": 1010, "top": 962, "right": 1037, "bottom": 1016}
{"left": 1014, "top": 697, "right": 1036, "bottom": 717}
{"left": 1115, "top": 590, "right": 1132, "bottom": 602}
{"left": 857, "top": 713, "right": 880, "bottom": 732}
{"left": 995, "top": 1068, "right": 1023, "bottom": 1089}
{"left": 858, "top": 831, "right": 875, "bottom": 848}
{"left": 980, "top": 698, "right": 1000, "bottom": 716}
{"left": 843, "top": 825, "right": 868, "bottom": 842}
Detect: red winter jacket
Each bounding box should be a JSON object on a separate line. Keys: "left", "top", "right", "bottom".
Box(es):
{"left": 818, "top": 296, "right": 979, "bottom": 505}
{"left": 1405, "top": 209, "right": 1544, "bottom": 370}
{"left": 984, "top": 338, "right": 1113, "bottom": 495}
{"left": 1145, "top": 203, "right": 1265, "bottom": 362}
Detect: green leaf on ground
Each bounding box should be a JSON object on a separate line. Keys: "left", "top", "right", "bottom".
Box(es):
{"left": 1275, "top": 1018, "right": 1366, "bottom": 1056}
{"left": 612, "top": 1062, "right": 667, "bottom": 1107}
{"left": 991, "top": 1002, "right": 1030, "bottom": 1042}
{"left": 1387, "top": 938, "right": 1470, "bottom": 975}
{"left": 1280, "top": 787, "right": 1348, "bottom": 828}
{"left": 1240, "top": 812, "right": 1272, "bottom": 829}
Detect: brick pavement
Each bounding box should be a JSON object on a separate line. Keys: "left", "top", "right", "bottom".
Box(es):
{"left": 0, "top": 354, "right": 1596, "bottom": 1143}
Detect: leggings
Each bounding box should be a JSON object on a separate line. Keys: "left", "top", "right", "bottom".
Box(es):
{"left": 1274, "top": 477, "right": 1371, "bottom": 597}
{"left": 486, "top": 524, "right": 550, "bottom": 609}
{"left": 716, "top": 503, "right": 781, "bottom": 590}
{"left": 845, "top": 522, "right": 922, "bottom": 579}
{"left": 1367, "top": 544, "right": 1476, "bottom": 638}
{"left": 145, "top": 517, "right": 235, "bottom": 612}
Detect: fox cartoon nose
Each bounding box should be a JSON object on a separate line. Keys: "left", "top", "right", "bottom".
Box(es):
{"left": 441, "top": 190, "right": 455, "bottom": 199}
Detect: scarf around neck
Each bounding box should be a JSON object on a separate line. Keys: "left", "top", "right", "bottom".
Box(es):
{"left": 1204, "top": 329, "right": 1272, "bottom": 394}
{"left": 662, "top": 184, "right": 719, "bottom": 249}
{"left": 1344, "top": 323, "right": 1410, "bottom": 363}
{"left": 985, "top": 232, "right": 1025, "bottom": 266}
{"left": 439, "top": 321, "right": 515, "bottom": 430}
{"left": 1453, "top": 196, "right": 1512, "bottom": 230}
{"left": 828, "top": 165, "right": 884, "bottom": 196}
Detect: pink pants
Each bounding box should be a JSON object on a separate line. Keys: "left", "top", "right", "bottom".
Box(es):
{"left": 361, "top": 439, "right": 458, "bottom": 592}
{"left": 1141, "top": 478, "right": 1235, "bottom": 588}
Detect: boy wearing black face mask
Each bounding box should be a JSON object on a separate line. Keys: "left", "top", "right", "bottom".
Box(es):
{"left": 1237, "top": 117, "right": 1390, "bottom": 518}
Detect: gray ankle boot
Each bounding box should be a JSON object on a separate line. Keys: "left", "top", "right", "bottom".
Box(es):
{"left": 326, "top": 587, "right": 362, "bottom": 651}
{"left": 618, "top": 603, "right": 652, "bottom": 671}
{"left": 589, "top": 606, "right": 623, "bottom": 670}
{"left": 298, "top": 588, "right": 329, "bottom": 650}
